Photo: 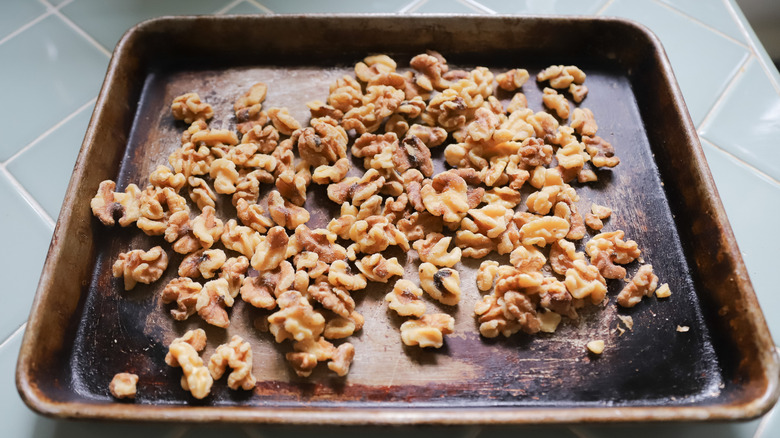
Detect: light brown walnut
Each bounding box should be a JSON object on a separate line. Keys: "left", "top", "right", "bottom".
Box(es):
{"left": 112, "top": 246, "right": 168, "bottom": 290}
{"left": 298, "top": 116, "right": 348, "bottom": 167}
{"left": 586, "top": 230, "right": 641, "bottom": 267}
{"left": 162, "top": 277, "right": 202, "bottom": 320}
{"left": 583, "top": 135, "right": 620, "bottom": 168}
{"left": 149, "top": 165, "right": 186, "bottom": 192}
{"left": 421, "top": 171, "right": 470, "bottom": 223}
{"left": 542, "top": 87, "right": 570, "bottom": 119}
{"left": 536, "top": 65, "right": 586, "bottom": 89}
{"left": 327, "top": 169, "right": 385, "bottom": 206}
{"left": 328, "top": 259, "right": 368, "bottom": 291}
{"left": 410, "top": 51, "right": 451, "bottom": 91}
{"left": 236, "top": 198, "right": 274, "bottom": 233}
{"left": 240, "top": 260, "right": 294, "bottom": 309}
{"left": 137, "top": 186, "right": 189, "bottom": 236}
{"left": 571, "top": 108, "right": 597, "bottom": 136}
{"left": 234, "top": 82, "right": 267, "bottom": 134}
{"left": 219, "top": 256, "right": 249, "bottom": 298}
{"left": 221, "top": 219, "right": 262, "bottom": 258}
{"left": 483, "top": 187, "right": 523, "bottom": 209}
{"left": 267, "top": 107, "right": 302, "bottom": 136}
{"left": 507, "top": 92, "right": 528, "bottom": 113}
{"left": 241, "top": 124, "right": 279, "bottom": 154}
{"left": 294, "top": 251, "right": 329, "bottom": 279}
{"left": 251, "top": 226, "right": 289, "bottom": 272}
{"left": 208, "top": 335, "right": 257, "bottom": 390}
{"left": 327, "top": 343, "right": 355, "bottom": 377}
{"left": 355, "top": 54, "right": 397, "bottom": 82}
{"left": 496, "top": 68, "right": 530, "bottom": 91}
{"left": 324, "top": 312, "right": 364, "bottom": 339}
{"left": 564, "top": 259, "right": 608, "bottom": 305}
{"left": 189, "top": 205, "right": 224, "bottom": 249}
{"left": 288, "top": 224, "right": 347, "bottom": 264}
{"left": 267, "top": 290, "right": 326, "bottom": 343}
{"left": 386, "top": 279, "right": 426, "bottom": 317}
{"left": 169, "top": 142, "right": 212, "bottom": 178}
{"left": 91, "top": 180, "right": 142, "bottom": 227}
{"left": 407, "top": 124, "right": 448, "bottom": 148}
{"left": 617, "top": 264, "right": 659, "bottom": 308}
{"left": 400, "top": 314, "right": 455, "bottom": 348}
{"left": 419, "top": 262, "right": 461, "bottom": 306}
{"left": 165, "top": 329, "right": 212, "bottom": 399}
{"left": 312, "top": 158, "right": 351, "bottom": 184}
{"left": 355, "top": 253, "right": 404, "bottom": 283}
{"left": 307, "top": 100, "right": 344, "bottom": 120}
{"left": 308, "top": 276, "right": 355, "bottom": 319}
{"left": 520, "top": 216, "right": 571, "bottom": 247}
{"left": 549, "top": 239, "right": 586, "bottom": 276}
{"left": 109, "top": 373, "right": 138, "bottom": 399}
{"left": 328, "top": 75, "right": 363, "bottom": 113}
{"left": 178, "top": 249, "right": 226, "bottom": 279}
{"left": 171, "top": 93, "right": 213, "bottom": 124}
{"left": 348, "top": 215, "right": 410, "bottom": 254}
{"left": 569, "top": 83, "right": 589, "bottom": 103}
{"left": 267, "top": 190, "right": 310, "bottom": 230}
{"left": 392, "top": 135, "right": 433, "bottom": 177}
{"left": 413, "top": 233, "right": 461, "bottom": 268}
{"left": 197, "top": 278, "right": 233, "bottom": 328}
{"left": 476, "top": 261, "right": 500, "bottom": 292}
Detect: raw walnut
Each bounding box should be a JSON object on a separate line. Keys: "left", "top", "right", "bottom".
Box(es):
{"left": 507, "top": 92, "right": 528, "bottom": 113}
{"left": 188, "top": 205, "right": 223, "bottom": 249}
{"left": 585, "top": 229, "right": 641, "bottom": 276}
{"left": 267, "top": 107, "right": 302, "bottom": 136}
{"left": 191, "top": 128, "right": 239, "bottom": 149}
{"left": 410, "top": 51, "right": 451, "bottom": 91}
{"left": 165, "top": 329, "right": 212, "bottom": 399}
{"left": 542, "top": 88, "right": 570, "bottom": 119}
{"left": 328, "top": 343, "right": 355, "bottom": 377}
{"left": 393, "top": 136, "right": 433, "bottom": 177}
{"left": 419, "top": 263, "right": 461, "bottom": 306}
{"left": 517, "top": 137, "right": 554, "bottom": 169}
{"left": 386, "top": 279, "right": 426, "bottom": 317}
{"left": 267, "top": 190, "right": 310, "bottom": 230}
{"left": 251, "top": 226, "right": 289, "bottom": 271}
{"left": 355, "top": 54, "right": 396, "bottom": 82}
{"left": 549, "top": 239, "right": 585, "bottom": 276}
{"left": 583, "top": 135, "right": 620, "bottom": 168}
{"left": 407, "top": 124, "right": 448, "bottom": 148}
{"left": 149, "top": 165, "right": 185, "bottom": 192}
{"left": 474, "top": 291, "right": 540, "bottom": 338}
{"left": 454, "top": 229, "right": 496, "bottom": 259}
{"left": 508, "top": 244, "right": 547, "bottom": 274}
{"left": 267, "top": 290, "right": 326, "bottom": 343}
{"left": 162, "top": 277, "right": 202, "bottom": 320}
{"left": 564, "top": 259, "right": 608, "bottom": 305}
{"left": 571, "top": 108, "right": 597, "bottom": 136}
{"left": 308, "top": 277, "right": 355, "bottom": 318}
{"left": 221, "top": 219, "right": 262, "bottom": 258}
{"left": 355, "top": 253, "right": 404, "bottom": 283}
{"left": 234, "top": 82, "right": 267, "bottom": 133}
{"left": 208, "top": 335, "right": 257, "bottom": 391}
{"left": 206, "top": 158, "right": 239, "bottom": 195}
{"left": 496, "top": 68, "right": 530, "bottom": 91}
{"left": 236, "top": 198, "right": 274, "bottom": 233}
{"left": 569, "top": 84, "right": 589, "bottom": 103}
{"left": 91, "top": 180, "right": 142, "bottom": 227}
{"left": 307, "top": 100, "right": 344, "bottom": 120}
{"left": 324, "top": 312, "right": 364, "bottom": 339}
{"left": 328, "top": 260, "right": 367, "bottom": 291}
{"left": 484, "top": 187, "right": 523, "bottom": 209}
{"left": 585, "top": 202, "right": 612, "bottom": 231}
{"left": 342, "top": 85, "right": 405, "bottom": 134}
{"left": 240, "top": 260, "right": 294, "bottom": 309}
{"left": 312, "top": 158, "right": 351, "bottom": 184}
{"left": 348, "top": 215, "right": 410, "bottom": 254}
{"left": 171, "top": 93, "right": 213, "bottom": 124}
{"left": 352, "top": 132, "right": 398, "bottom": 169}
{"left": 397, "top": 212, "right": 444, "bottom": 242}
{"left": 219, "top": 256, "right": 249, "bottom": 298}
{"left": 476, "top": 260, "right": 499, "bottom": 292}
{"left": 286, "top": 338, "right": 355, "bottom": 377}
{"left": 241, "top": 124, "right": 279, "bottom": 154}
{"left": 617, "top": 264, "right": 658, "bottom": 308}
{"left": 188, "top": 176, "right": 216, "bottom": 210}
{"left": 294, "top": 251, "right": 329, "bottom": 279}
{"left": 298, "top": 117, "right": 348, "bottom": 167}
{"left": 112, "top": 246, "right": 168, "bottom": 290}
{"left": 420, "top": 171, "right": 470, "bottom": 223}
{"left": 413, "top": 233, "right": 461, "bottom": 268}
{"left": 289, "top": 224, "right": 347, "bottom": 263}
{"left": 169, "top": 142, "right": 212, "bottom": 178}
{"left": 179, "top": 249, "right": 226, "bottom": 279}
{"left": 536, "top": 65, "right": 586, "bottom": 89}
{"left": 468, "top": 204, "right": 513, "bottom": 239}
{"left": 197, "top": 278, "right": 234, "bottom": 328}
{"left": 400, "top": 314, "right": 455, "bottom": 348}
{"left": 137, "top": 187, "right": 189, "bottom": 236}
{"left": 520, "top": 216, "right": 570, "bottom": 247}
{"left": 109, "top": 372, "right": 138, "bottom": 399}
{"left": 328, "top": 75, "right": 363, "bottom": 113}
{"left": 327, "top": 169, "right": 385, "bottom": 206}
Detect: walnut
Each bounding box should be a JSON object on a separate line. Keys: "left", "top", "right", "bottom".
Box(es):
{"left": 386, "top": 279, "right": 426, "bottom": 317}
{"left": 328, "top": 75, "right": 363, "bottom": 113}
{"left": 197, "top": 278, "right": 233, "bottom": 328}
{"left": 208, "top": 335, "right": 257, "bottom": 390}
{"left": 496, "top": 68, "right": 530, "bottom": 91}
{"left": 165, "top": 329, "right": 212, "bottom": 399}
{"left": 307, "top": 100, "right": 343, "bottom": 120}
{"left": 549, "top": 239, "right": 585, "bottom": 275}
{"left": 162, "top": 277, "right": 202, "bottom": 320}
{"left": 294, "top": 251, "right": 328, "bottom": 279}
{"left": 298, "top": 117, "right": 348, "bottom": 167}
{"left": 328, "top": 260, "right": 367, "bottom": 291}
{"left": 221, "top": 219, "right": 262, "bottom": 258}
{"left": 474, "top": 290, "right": 540, "bottom": 338}
{"left": 407, "top": 124, "right": 448, "bottom": 148}
{"left": 324, "top": 312, "right": 364, "bottom": 339}
{"left": 400, "top": 314, "right": 455, "bottom": 348}
{"left": 483, "top": 187, "right": 522, "bottom": 209}
{"left": 420, "top": 171, "right": 470, "bottom": 223}
{"left": 268, "top": 290, "right": 326, "bottom": 343}
{"left": 308, "top": 277, "right": 355, "bottom": 318}
{"left": 342, "top": 85, "right": 405, "bottom": 134}
{"left": 112, "top": 246, "right": 168, "bottom": 290}
{"left": 266, "top": 190, "right": 310, "bottom": 230}
{"left": 231, "top": 169, "right": 271, "bottom": 207}
{"left": 419, "top": 263, "right": 461, "bottom": 306}
{"left": 169, "top": 142, "right": 212, "bottom": 178}
{"left": 413, "top": 233, "right": 461, "bottom": 268}
{"left": 423, "top": 83, "right": 480, "bottom": 132}
{"left": 587, "top": 340, "right": 605, "bottom": 355}
{"left": 507, "top": 92, "right": 528, "bottom": 113}
{"left": 583, "top": 135, "right": 620, "bottom": 168}
{"left": 355, "top": 253, "right": 404, "bottom": 283}
{"left": 187, "top": 176, "right": 216, "bottom": 211}
{"left": 571, "top": 108, "right": 597, "bottom": 136}
{"left": 535, "top": 277, "right": 577, "bottom": 319}
{"left": 355, "top": 54, "right": 396, "bottom": 82}
{"left": 352, "top": 132, "right": 398, "bottom": 169}
{"left": 393, "top": 136, "right": 433, "bottom": 177}
{"left": 241, "top": 124, "right": 279, "bottom": 154}
{"left": 149, "top": 165, "right": 185, "bottom": 192}
{"left": 656, "top": 283, "right": 671, "bottom": 298}
{"left": 286, "top": 351, "right": 318, "bottom": 377}
{"left": 468, "top": 204, "right": 513, "bottom": 239}
{"left": 617, "top": 264, "right": 658, "bottom": 308}
{"left": 171, "top": 93, "right": 213, "bottom": 124}
{"left": 327, "top": 343, "right": 355, "bottom": 377}
{"left": 476, "top": 261, "right": 499, "bottom": 292}
{"left": 312, "top": 158, "right": 351, "bottom": 184}
{"left": 179, "top": 249, "right": 226, "bottom": 279}
{"left": 395, "top": 96, "right": 427, "bottom": 119}
{"left": 235, "top": 198, "right": 273, "bottom": 233}
{"left": 569, "top": 83, "right": 589, "bottom": 103}
{"left": 508, "top": 244, "right": 547, "bottom": 273}
{"left": 520, "top": 216, "right": 570, "bottom": 247}
{"left": 526, "top": 112, "right": 560, "bottom": 144}
{"left": 251, "top": 226, "right": 289, "bottom": 271}
{"left": 205, "top": 158, "right": 238, "bottom": 195}
{"left": 109, "top": 372, "right": 138, "bottom": 399}
{"left": 289, "top": 225, "right": 347, "bottom": 264}
{"left": 137, "top": 187, "right": 189, "bottom": 236}
{"left": 91, "top": 181, "right": 142, "bottom": 227}
{"left": 185, "top": 205, "right": 222, "bottom": 250}
{"left": 564, "top": 259, "right": 607, "bottom": 305}
{"left": 286, "top": 338, "right": 354, "bottom": 377}
{"left": 240, "top": 260, "right": 294, "bottom": 309}
{"left": 396, "top": 212, "right": 443, "bottom": 242}
{"left": 267, "top": 107, "right": 302, "bottom": 136}
{"left": 385, "top": 114, "right": 409, "bottom": 138}
{"left": 586, "top": 230, "right": 641, "bottom": 267}
{"left": 542, "top": 87, "right": 570, "bottom": 119}
{"left": 536, "top": 65, "right": 586, "bottom": 89}
{"left": 516, "top": 137, "right": 554, "bottom": 169}
{"left": 348, "top": 215, "right": 409, "bottom": 254}
{"left": 454, "top": 230, "right": 496, "bottom": 259}
{"left": 410, "top": 51, "right": 451, "bottom": 91}
{"left": 219, "top": 256, "right": 249, "bottom": 298}
{"left": 234, "top": 82, "right": 267, "bottom": 133}
{"left": 327, "top": 169, "right": 385, "bottom": 206}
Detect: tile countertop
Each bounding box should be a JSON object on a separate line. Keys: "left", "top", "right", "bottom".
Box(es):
{"left": 2, "top": 0, "right": 779, "bottom": 437}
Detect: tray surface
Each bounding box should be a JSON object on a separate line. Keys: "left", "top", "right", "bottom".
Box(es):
{"left": 17, "top": 15, "right": 778, "bottom": 424}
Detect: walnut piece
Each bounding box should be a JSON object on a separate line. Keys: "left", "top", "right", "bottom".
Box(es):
{"left": 542, "top": 87, "right": 570, "bottom": 119}
{"left": 421, "top": 171, "right": 470, "bottom": 223}
{"left": 328, "top": 259, "right": 367, "bottom": 291}
{"left": 419, "top": 263, "right": 461, "bottom": 306}
{"left": 267, "top": 190, "right": 310, "bottom": 230}
{"left": 520, "top": 216, "right": 570, "bottom": 247}
{"left": 267, "top": 290, "right": 326, "bottom": 343}
{"left": 571, "top": 108, "right": 597, "bottom": 136}
{"left": 178, "top": 249, "right": 226, "bottom": 279}
{"left": 91, "top": 180, "right": 142, "bottom": 227}
{"left": 386, "top": 279, "right": 426, "bottom": 317}
{"left": 536, "top": 65, "right": 586, "bottom": 89}
{"left": 240, "top": 260, "right": 294, "bottom": 309}
{"left": 162, "top": 277, "right": 202, "bottom": 320}
{"left": 564, "top": 259, "right": 607, "bottom": 305}
{"left": 308, "top": 276, "right": 355, "bottom": 319}
{"left": 476, "top": 260, "right": 499, "bottom": 292}
{"left": 267, "top": 107, "right": 302, "bottom": 136}
{"left": 236, "top": 198, "right": 274, "bottom": 233}
{"left": 109, "top": 372, "right": 138, "bottom": 399}
{"left": 617, "top": 264, "right": 659, "bottom": 308}
{"left": 400, "top": 314, "right": 455, "bottom": 348}
{"left": 413, "top": 233, "right": 461, "bottom": 268}
{"left": 208, "top": 335, "right": 257, "bottom": 390}
{"left": 234, "top": 82, "right": 267, "bottom": 133}
{"left": 496, "top": 68, "right": 530, "bottom": 91}
{"left": 171, "top": 93, "right": 213, "bottom": 124}
{"left": 587, "top": 340, "right": 605, "bottom": 355}
{"left": 355, "top": 253, "right": 404, "bottom": 283}
{"left": 250, "top": 226, "right": 289, "bottom": 271}
{"left": 112, "top": 246, "right": 168, "bottom": 290}
{"left": 165, "top": 329, "right": 212, "bottom": 399}
{"left": 583, "top": 135, "right": 620, "bottom": 168}
{"left": 221, "top": 219, "right": 262, "bottom": 258}
{"left": 196, "top": 278, "right": 234, "bottom": 328}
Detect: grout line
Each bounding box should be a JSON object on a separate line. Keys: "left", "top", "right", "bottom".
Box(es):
{"left": 216, "top": 0, "right": 245, "bottom": 15}
{"left": 0, "top": 323, "right": 27, "bottom": 351}
{"left": 652, "top": 0, "right": 750, "bottom": 51}
{"left": 246, "top": 0, "right": 274, "bottom": 14}
{"left": 723, "top": 0, "right": 780, "bottom": 95}
{"left": 39, "top": 0, "right": 75, "bottom": 10}
{"left": 51, "top": 8, "right": 112, "bottom": 57}
{"left": 455, "top": 0, "right": 488, "bottom": 14}
{"left": 700, "top": 137, "right": 780, "bottom": 188}
{"left": 0, "top": 167, "right": 57, "bottom": 229}
{"left": 406, "top": 0, "right": 430, "bottom": 14}
{"left": 696, "top": 54, "right": 751, "bottom": 130}
{"left": 4, "top": 98, "right": 96, "bottom": 167}
{"left": 398, "top": 0, "right": 426, "bottom": 14}
{"left": 0, "top": 10, "right": 53, "bottom": 47}
{"left": 594, "top": 0, "right": 615, "bottom": 16}
{"left": 462, "top": 0, "right": 496, "bottom": 14}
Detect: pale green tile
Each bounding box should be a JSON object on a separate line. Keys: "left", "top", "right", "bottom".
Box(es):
{"left": 7, "top": 105, "right": 92, "bottom": 219}
{"left": 575, "top": 419, "right": 761, "bottom": 438}
{"left": 602, "top": 0, "right": 749, "bottom": 126}
{"left": 0, "top": 171, "right": 52, "bottom": 341}
{"left": 257, "top": 0, "right": 409, "bottom": 13}
{"left": 0, "top": 14, "right": 107, "bottom": 161}
{"left": 477, "top": 0, "right": 607, "bottom": 15}
{"left": 60, "top": 0, "right": 231, "bottom": 49}
{"left": 659, "top": 0, "right": 747, "bottom": 43}
{"left": 700, "top": 59, "right": 780, "bottom": 180}
{"left": 0, "top": 0, "right": 47, "bottom": 40}
{"left": 727, "top": 0, "right": 780, "bottom": 85}
{"left": 413, "top": 0, "right": 484, "bottom": 14}
{"left": 254, "top": 426, "right": 479, "bottom": 438}
{"left": 757, "top": 401, "right": 780, "bottom": 438}
{"left": 700, "top": 140, "right": 780, "bottom": 339}
{"left": 223, "top": 1, "right": 267, "bottom": 15}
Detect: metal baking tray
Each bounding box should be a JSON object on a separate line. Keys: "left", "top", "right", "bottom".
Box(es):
{"left": 16, "top": 15, "right": 779, "bottom": 425}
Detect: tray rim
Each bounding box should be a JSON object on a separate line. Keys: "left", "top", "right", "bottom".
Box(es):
{"left": 16, "top": 13, "right": 780, "bottom": 425}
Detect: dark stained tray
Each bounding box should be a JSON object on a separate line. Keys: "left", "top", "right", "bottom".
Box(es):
{"left": 16, "top": 15, "right": 779, "bottom": 425}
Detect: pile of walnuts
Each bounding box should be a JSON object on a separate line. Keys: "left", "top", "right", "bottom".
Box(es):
{"left": 92, "top": 51, "right": 670, "bottom": 399}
